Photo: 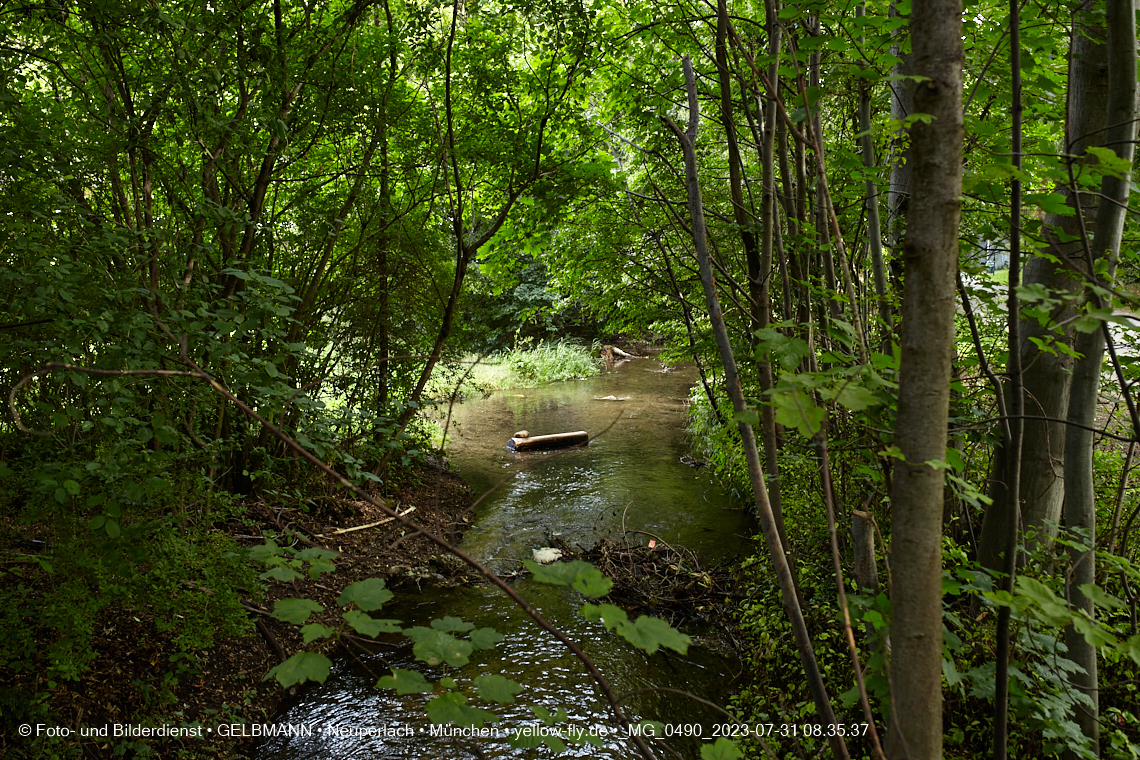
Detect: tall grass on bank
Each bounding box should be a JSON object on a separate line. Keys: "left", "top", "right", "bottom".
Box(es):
{"left": 429, "top": 340, "right": 602, "bottom": 399}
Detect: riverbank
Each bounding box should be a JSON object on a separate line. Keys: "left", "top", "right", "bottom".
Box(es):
{"left": 1, "top": 463, "right": 474, "bottom": 760}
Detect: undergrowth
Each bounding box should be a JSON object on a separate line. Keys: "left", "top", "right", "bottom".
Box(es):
{"left": 685, "top": 388, "right": 1139, "bottom": 760}
{"left": 429, "top": 339, "right": 601, "bottom": 398}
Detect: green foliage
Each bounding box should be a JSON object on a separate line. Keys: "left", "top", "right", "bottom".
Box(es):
{"left": 404, "top": 627, "right": 476, "bottom": 668}
{"left": 272, "top": 599, "right": 325, "bottom": 626}
{"left": 251, "top": 540, "right": 340, "bottom": 583}
{"left": 473, "top": 674, "right": 524, "bottom": 704}
{"left": 581, "top": 603, "right": 691, "bottom": 655}
{"left": 265, "top": 652, "right": 333, "bottom": 689}
{"left": 525, "top": 558, "right": 614, "bottom": 597}
{"left": 338, "top": 578, "right": 395, "bottom": 611}
{"left": 430, "top": 340, "right": 602, "bottom": 399}
{"left": 425, "top": 692, "right": 500, "bottom": 728}
{"left": 701, "top": 737, "right": 744, "bottom": 760}
{"left": 377, "top": 668, "right": 435, "bottom": 695}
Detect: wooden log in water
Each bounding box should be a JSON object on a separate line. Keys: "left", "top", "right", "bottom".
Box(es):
{"left": 507, "top": 431, "right": 589, "bottom": 451}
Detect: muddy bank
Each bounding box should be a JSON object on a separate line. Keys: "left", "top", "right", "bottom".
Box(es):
{"left": 1, "top": 463, "right": 475, "bottom": 760}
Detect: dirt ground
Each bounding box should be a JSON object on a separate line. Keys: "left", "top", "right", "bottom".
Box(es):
{"left": 1, "top": 463, "right": 477, "bottom": 759}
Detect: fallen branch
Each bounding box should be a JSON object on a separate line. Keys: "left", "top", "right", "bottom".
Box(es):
{"left": 315, "top": 506, "right": 417, "bottom": 537}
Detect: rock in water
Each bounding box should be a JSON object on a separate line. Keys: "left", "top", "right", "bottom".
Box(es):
{"left": 513, "top": 430, "right": 530, "bottom": 439}
{"left": 532, "top": 547, "right": 563, "bottom": 564}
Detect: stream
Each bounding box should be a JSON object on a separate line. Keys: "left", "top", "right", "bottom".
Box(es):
{"left": 256, "top": 355, "right": 753, "bottom": 759}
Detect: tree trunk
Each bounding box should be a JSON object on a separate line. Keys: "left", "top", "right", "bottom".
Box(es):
{"left": 666, "top": 56, "right": 849, "bottom": 760}
{"left": 1062, "top": 0, "right": 1138, "bottom": 752}
{"left": 977, "top": 3, "right": 1110, "bottom": 570}
{"left": 715, "top": 0, "right": 787, "bottom": 543}
{"left": 858, "top": 1, "right": 890, "bottom": 350}
{"left": 887, "top": 2, "right": 914, "bottom": 247}
{"left": 886, "top": 0, "right": 963, "bottom": 758}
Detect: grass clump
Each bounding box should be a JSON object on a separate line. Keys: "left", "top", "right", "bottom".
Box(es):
{"left": 431, "top": 339, "right": 601, "bottom": 397}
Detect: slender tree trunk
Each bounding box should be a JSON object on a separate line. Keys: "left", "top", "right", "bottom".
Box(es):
{"left": 759, "top": 0, "right": 785, "bottom": 538}
{"left": 887, "top": 0, "right": 963, "bottom": 757}
{"left": 1062, "top": 0, "right": 1138, "bottom": 751}
{"left": 666, "top": 56, "right": 849, "bottom": 760}
{"left": 887, "top": 2, "right": 914, "bottom": 247}
{"left": 716, "top": 0, "right": 787, "bottom": 541}
{"left": 993, "top": 0, "right": 1025, "bottom": 752}
{"left": 857, "top": 1, "right": 890, "bottom": 350}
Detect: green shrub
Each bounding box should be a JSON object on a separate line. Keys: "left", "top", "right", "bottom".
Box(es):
{"left": 429, "top": 339, "right": 601, "bottom": 396}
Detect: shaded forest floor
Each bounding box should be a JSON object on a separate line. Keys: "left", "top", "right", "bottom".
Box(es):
{"left": 1, "top": 463, "right": 477, "bottom": 759}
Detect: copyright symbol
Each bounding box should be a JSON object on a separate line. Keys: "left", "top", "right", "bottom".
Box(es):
{"left": 18, "top": 724, "right": 32, "bottom": 737}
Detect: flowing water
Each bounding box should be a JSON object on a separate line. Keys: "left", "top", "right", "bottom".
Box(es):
{"left": 256, "top": 356, "right": 752, "bottom": 759}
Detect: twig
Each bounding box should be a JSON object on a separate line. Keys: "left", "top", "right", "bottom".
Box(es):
{"left": 315, "top": 506, "right": 416, "bottom": 537}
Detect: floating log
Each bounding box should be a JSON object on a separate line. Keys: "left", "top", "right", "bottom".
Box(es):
{"left": 507, "top": 431, "right": 589, "bottom": 451}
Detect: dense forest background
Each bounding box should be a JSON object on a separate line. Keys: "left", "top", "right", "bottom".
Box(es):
{"left": 2, "top": 0, "right": 1139, "bottom": 758}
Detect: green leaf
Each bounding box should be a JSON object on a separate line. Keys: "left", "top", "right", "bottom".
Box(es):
{"left": 343, "top": 609, "right": 401, "bottom": 637}
{"left": 771, "top": 387, "right": 826, "bottom": 438}
{"left": 104, "top": 519, "right": 120, "bottom": 539}
{"left": 431, "top": 616, "right": 475, "bottom": 633}
{"left": 300, "top": 623, "right": 335, "bottom": 644}
{"left": 1072, "top": 616, "right": 1118, "bottom": 648}
{"left": 88, "top": 515, "right": 106, "bottom": 531}
{"left": 425, "top": 692, "right": 499, "bottom": 728}
{"left": 525, "top": 560, "right": 613, "bottom": 598}
{"left": 474, "top": 674, "right": 523, "bottom": 704}
{"left": 733, "top": 409, "right": 760, "bottom": 427}
{"left": 306, "top": 557, "right": 337, "bottom": 580}
{"left": 272, "top": 598, "right": 324, "bottom": 625}
{"left": 265, "top": 652, "right": 332, "bottom": 688}
{"left": 248, "top": 539, "right": 284, "bottom": 562}
{"left": 1124, "top": 634, "right": 1140, "bottom": 665}
{"left": 532, "top": 704, "right": 569, "bottom": 725}
{"left": 581, "top": 603, "right": 629, "bottom": 631}
{"left": 297, "top": 547, "right": 340, "bottom": 562}
{"left": 833, "top": 384, "right": 879, "bottom": 412}
{"left": 543, "top": 735, "right": 567, "bottom": 753}
{"left": 377, "top": 668, "right": 434, "bottom": 694}
{"left": 1015, "top": 577, "right": 1070, "bottom": 626}
{"left": 469, "top": 627, "right": 504, "bottom": 650}
{"left": 754, "top": 329, "right": 810, "bottom": 371}
{"left": 1078, "top": 583, "right": 1126, "bottom": 610}
{"left": 615, "top": 615, "right": 691, "bottom": 655}
{"left": 701, "top": 737, "right": 744, "bottom": 760}
{"left": 261, "top": 567, "right": 304, "bottom": 582}
{"left": 942, "top": 657, "right": 964, "bottom": 687}
{"left": 404, "top": 626, "right": 473, "bottom": 667}
{"left": 63, "top": 479, "right": 81, "bottom": 496}
{"left": 153, "top": 425, "right": 178, "bottom": 445}
{"left": 1086, "top": 146, "right": 1134, "bottom": 177}
{"left": 337, "top": 578, "right": 393, "bottom": 611}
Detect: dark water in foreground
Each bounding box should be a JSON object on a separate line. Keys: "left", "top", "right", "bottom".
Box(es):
{"left": 256, "top": 357, "right": 752, "bottom": 759}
